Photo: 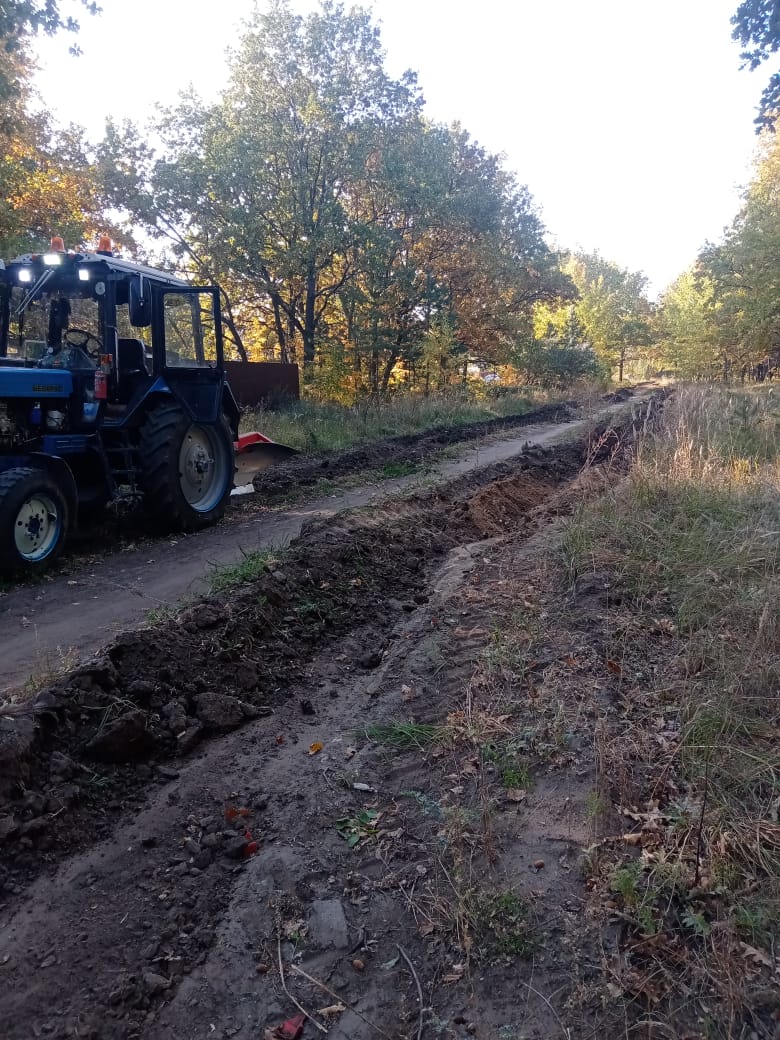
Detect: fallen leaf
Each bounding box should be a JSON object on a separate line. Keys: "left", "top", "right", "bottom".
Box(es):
{"left": 506, "top": 788, "right": 527, "bottom": 802}
{"left": 308, "top": 741, "right": 323, "bottom": 756}
{"left": 607, "top": 659, "right": 623, "bottom": 676}
{"left": 442, "top": 963, "right": 466, "bottom": 983}
{"left": 740, "top": 942, "right": 778, "bottom": 973}
{"left": 317, "top": 1003, "right": 346, "bottom": 1017}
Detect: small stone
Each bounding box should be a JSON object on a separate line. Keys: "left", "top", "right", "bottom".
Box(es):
{"left": 22, "top": 790, "right": 46, "bottom": 815}
{"left": 532, "top": 859, "right": 545, "bottom": 870}
{"left": 223, "top": 837, "right": 248, "bottom": 860}
{"left": 357, "top": 650, "right": 383, "bottom": 670}
{"left": 84, "top": 710, "right": 155, "bottom": 762}
{"left": 193, "top": 850, "right": 212, "bottom": 870}
{"left": 299, "top": 699, "right": 315, "bottom": 716}
{"left": 142, "top": 971, "right": 170, "bottom": 995}
{"left": 351, "top": 958, "right": 365, "bottom": 972}
{"left": 40, "top": 955, "right": 56, "bottom": 969}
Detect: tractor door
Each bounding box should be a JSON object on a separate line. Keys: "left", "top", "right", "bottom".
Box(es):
{"left": 156, "top": 286, "right": 228, "bottom": 425}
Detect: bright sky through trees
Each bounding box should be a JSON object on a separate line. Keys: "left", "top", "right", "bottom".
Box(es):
{"left": 33, "top": 0, "right": 762, "bottom": 297}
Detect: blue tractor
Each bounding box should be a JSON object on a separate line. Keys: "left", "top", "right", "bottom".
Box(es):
{"left": 0, "top": 238, "right": 269, "bottom": 575}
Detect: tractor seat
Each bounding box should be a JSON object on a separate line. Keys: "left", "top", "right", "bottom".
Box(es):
{"left": 116, "top": 338, "right": 150, "bottom": 402}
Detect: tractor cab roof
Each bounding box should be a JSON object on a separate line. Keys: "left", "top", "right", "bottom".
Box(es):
{"left": 1, "top": 246, "right": 191, "bottom": 295}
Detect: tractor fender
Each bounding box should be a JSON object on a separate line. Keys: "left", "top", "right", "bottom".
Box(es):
{"left": 121, "top": 382, "right": 174, "bottom": 426}
{"left": 27, "top": 453, "right": 79, "bottom": 532}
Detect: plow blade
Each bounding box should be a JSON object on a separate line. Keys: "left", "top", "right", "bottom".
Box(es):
{"left": 234, "top": 431, "right": 299, "bottom": 483}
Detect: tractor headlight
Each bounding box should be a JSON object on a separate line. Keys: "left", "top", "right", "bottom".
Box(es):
{"left": 78, "top": 268, "right": 90, "bottom": 281}
{"left": 42, "top": 252, "right": 62, "bottom": 266}
{"left": 18, "top": 268, "right": 32, "bottom": 283}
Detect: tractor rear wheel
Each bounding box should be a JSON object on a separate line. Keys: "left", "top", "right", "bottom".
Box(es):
{"left": 0, "top": 467, "right": 69, "bottom": 576}
{"left": 139, "top": 403, "right": 234, "bottom": 531}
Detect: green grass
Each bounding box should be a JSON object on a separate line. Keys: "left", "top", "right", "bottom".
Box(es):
{"left": 207, "top": 547, "right": 284, "bottom": 593}
{"left": 362, "top": 720, "right": 445, "bottom": 750}
{"left": 468, "top": 890, "right": 538, "bottom": 959}
{"left": 240, "top": 389, "right": 544, "bottom": 455}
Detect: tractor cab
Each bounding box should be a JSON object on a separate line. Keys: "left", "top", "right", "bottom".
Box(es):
{"left": 0, "top": 237, "right": 239, "bottom": 432}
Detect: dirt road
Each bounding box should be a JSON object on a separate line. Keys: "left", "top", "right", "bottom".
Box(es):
{"left": 0, "top": 399, "right": 624, "bottom": 695}
{"left": 1, "top": 390, "right": 687, "bottom": 1040}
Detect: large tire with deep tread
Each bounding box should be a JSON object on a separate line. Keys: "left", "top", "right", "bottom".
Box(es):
{"left": 138, "top": 403, "right": 234, "bottom": 531}
{"left": 0, "top": 466, "right": 69, "bottom": 576}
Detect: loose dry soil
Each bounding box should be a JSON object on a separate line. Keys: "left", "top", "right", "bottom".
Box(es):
{"left": 2, "top": 388, "right": 749, "bottom": 1040}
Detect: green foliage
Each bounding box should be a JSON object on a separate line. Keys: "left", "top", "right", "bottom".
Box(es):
{"left": 514, "top": 336, "right": 603, "bottom": 389}
{"left": 335, "top": 809, "right": 379, "bottom": 848}
{"left": 656, "top": 269, "right": 718, "bottom": 379}
{"left": 731, "top": 0, "right": 780, "bottom": 132}
{"left": 0, "top": 1, "right": 99, "bottom": 98}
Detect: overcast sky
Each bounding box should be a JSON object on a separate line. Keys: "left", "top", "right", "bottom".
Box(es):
{"left": 34, "top": 0, "right": 765, "bottom": 297}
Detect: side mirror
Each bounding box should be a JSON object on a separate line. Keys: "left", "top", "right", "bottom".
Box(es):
{"left": 129, "top": 276, "right": 151, "bottom": 327}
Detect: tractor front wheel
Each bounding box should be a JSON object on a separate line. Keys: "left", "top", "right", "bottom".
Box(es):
{"left": 0, "top": 467, "right": 69, "bottom": 576}
{"left": 139, "top": 403, "right": 234, "bottom": 531}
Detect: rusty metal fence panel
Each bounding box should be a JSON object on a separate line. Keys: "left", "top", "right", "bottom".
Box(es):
{"left": 223, "top": 361, "right": 300, "bottom": 406}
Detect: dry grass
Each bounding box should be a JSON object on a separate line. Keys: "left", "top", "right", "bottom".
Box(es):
{"left": 562, "top": 385, "right": 780, "bottom": 1036}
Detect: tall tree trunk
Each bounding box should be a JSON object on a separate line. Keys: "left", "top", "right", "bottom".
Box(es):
{"left": 270, "top": 292, "right": 289, "bottom": 363}
{"left": 220, "top": 293, "right": 248, "bottom": 361}
{"left": 303, "top": 260, "right": 317, "bottom": 370}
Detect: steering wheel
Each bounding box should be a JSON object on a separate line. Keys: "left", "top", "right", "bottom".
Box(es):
{"left": 64, "top": 327, "right": 102, "bottom": 359}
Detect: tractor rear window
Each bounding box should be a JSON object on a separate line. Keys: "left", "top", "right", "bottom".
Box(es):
{"left": 162, "top": 291, "right": 218, "bottom": 368}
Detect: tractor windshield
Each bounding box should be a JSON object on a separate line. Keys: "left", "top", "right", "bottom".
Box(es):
{"left": 3, "top": 284, "right": 100, "bottom": 364}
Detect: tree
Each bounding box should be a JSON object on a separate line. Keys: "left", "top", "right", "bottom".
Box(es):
{"left": 732, "top": 0, "right": 780, "bottom": 131}
{"left": 0, "top": 0, "right": 99, "bottom": 98}
{"left": 656, "top": 270, "right": 720, "bottom": 378}
{"left": 100, "top": 1, "right": 423, "bottom": 375}
{"left": 99, "top": 1, "right": 572, "bottom": 394}
{"left": 693, "top": 131, "right": 780, "bottom": 373}
{"left": 0, "top": 25, "right": 100, "bottom": 256}
{"left": 565, "top": 253, "right": 653, "bottom": 381}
